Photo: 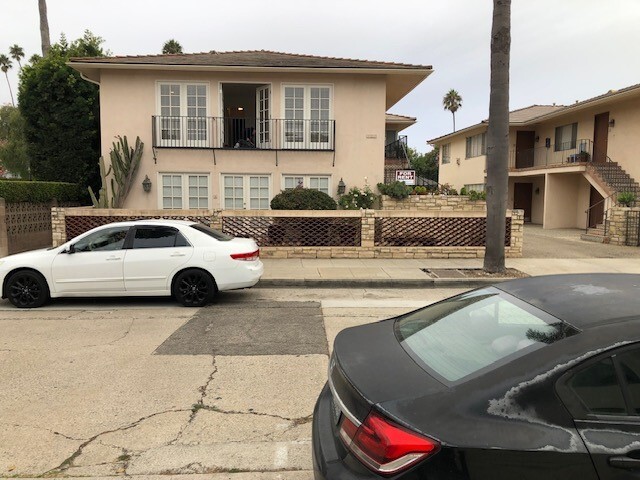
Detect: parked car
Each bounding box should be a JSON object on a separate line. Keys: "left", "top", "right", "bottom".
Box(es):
{"left": 313, "top": 274, "right": 640, "bottom": 479}
{"left": 0, "top": 220, "right": 263, "bottom": 308}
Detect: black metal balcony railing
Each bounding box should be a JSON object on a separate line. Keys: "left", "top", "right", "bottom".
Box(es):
{"left": 509, "top": 139, "right": 594, "bottom": 169}
{"left": 384, "top": 135, "right": 408, "bottom": 160}
{"left": 152, "top": 116, "right": 335, "bottom": 151}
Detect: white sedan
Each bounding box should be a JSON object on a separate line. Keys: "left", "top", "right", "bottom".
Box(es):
{"left": 0, "top": 220, "right": 264, "bottom": 308}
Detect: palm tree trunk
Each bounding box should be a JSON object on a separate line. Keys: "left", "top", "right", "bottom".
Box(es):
{"left": 453, "top": 112, "right": 456, "bottom": 132}
{"left": 4, "top": 73, "right": 15, "bottom": 106}
{"left": 483, "top": 0, "right": 511, "bottom": 273}
{"left": 38, "top": 0, "right": 51, "bottom": 56}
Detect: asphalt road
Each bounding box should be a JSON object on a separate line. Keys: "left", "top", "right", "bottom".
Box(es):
{"left": 0, "top": 287, "right": 465, "bottom": 479}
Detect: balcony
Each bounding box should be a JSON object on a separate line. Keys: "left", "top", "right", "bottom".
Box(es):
{"left": 152, "top": 116, "right": 335, "bottom": 151}
{"left": 509, "top": 139, "right": 594, "bottom": 170}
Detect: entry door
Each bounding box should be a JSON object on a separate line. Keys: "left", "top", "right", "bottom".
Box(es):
{"left": 593, "top": 112, "right": 609, "bottom": 163}
{"left": 515, "top": 131, "right": 536, "bottom": 168}
{"left": 513, "top": 183, "right": 533, "bottom": 223}
{"left": 256, "top": 86, "right": 271, "bottom": 148}
{"left": 589, "top": 186, "right": 605, "bottom": 228}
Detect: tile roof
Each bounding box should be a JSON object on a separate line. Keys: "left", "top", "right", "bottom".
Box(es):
{"left": 507, "top": 104, "right": 565, "bottom": 123}
{"left": 385, "top": 113, "right": 417, "bottom": 122}
{"left": 69, "top": 50, "right": 432, "bottom": 70}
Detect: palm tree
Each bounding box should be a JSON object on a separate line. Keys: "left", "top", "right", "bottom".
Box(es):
{"left": 38, "top": 0, "right": 51, "bottom": 56}
{"left": 9, "top": 45, "right": 25, "bottom": 70}
{"left": 443, "top": 89, "right": 462, "bottom": 132}
{"left": 0, "top": 55, "right": 15, "bottom": 106}
{"left": 162, "top": 39, "right": 183, "bottom": 54}
{"left": 483, "top": 0, "right": 511, "bottom": 273}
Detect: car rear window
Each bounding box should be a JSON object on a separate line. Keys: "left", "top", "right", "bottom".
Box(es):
{"left": 190, "top": 224, "right": 234, "bottom": 241}
{"left": 395, "top": 287, "right": 579, "bottom": 383}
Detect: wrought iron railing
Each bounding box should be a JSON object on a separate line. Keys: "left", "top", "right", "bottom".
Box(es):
{"left": 152, "top": 116, "right": 335, "bottom": 151}
{"left": 385, "top": 135, "right": 408, "bottom": 160}
{"left": 509, "top": 139, "right": 593, "bottom": 169}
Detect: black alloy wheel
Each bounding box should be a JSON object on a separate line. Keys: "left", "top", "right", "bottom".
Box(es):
{"left": 7, "top": 270, "right": 49, "bottom": 308}
{"left": 174, "top": 269, "right": 215, "bottom": 307}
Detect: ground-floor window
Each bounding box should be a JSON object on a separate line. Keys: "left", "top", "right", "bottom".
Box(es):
{"left": 161, "top": 173, "right": 210, "bottom": 209}
{"left": 464, "top": 183, "right": 486, "bottom": 193}
{"left": 282, "top": 175, "right": 330, "bottom": 195}
{"left": 222, "top": 174, "right": 270, "bottom": 210}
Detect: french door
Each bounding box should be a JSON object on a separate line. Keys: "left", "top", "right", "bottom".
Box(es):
{"left": 283, "top": 85, "right": 332, "bottom": 149}
{"left": 223, "top": 175, "right": 270, "bottom": 210}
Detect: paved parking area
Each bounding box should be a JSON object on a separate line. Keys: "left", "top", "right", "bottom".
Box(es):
{"left": 0, "top": 288, "right": 463, "bottom": 478}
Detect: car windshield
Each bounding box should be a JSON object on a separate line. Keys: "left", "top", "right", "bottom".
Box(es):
{"left": 395, "top": 287, "right": 579, "bottom": 383}
{"left": 190, "top": 224, "right": 234, "bottom": 241}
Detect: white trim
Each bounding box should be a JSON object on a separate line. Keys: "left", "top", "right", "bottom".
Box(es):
{"left": 220, "top": 173, "right": 272, "bottom": 210}
{"left": 281, "top": 174, "right": 332, "bottom": 195}
{"left": 157, "top": 172, "right": 211, "bottom": 210}
{"left": 280, "top": 83, "right": 334, "bottom": 148}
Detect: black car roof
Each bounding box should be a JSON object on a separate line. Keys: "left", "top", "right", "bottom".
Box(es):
{"left": 496, "top": 273, "right": 640, "bottom": 328}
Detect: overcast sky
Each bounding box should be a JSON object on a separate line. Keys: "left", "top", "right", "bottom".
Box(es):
{"left": 2, "top": 0, "right": 640, "bottom": 151}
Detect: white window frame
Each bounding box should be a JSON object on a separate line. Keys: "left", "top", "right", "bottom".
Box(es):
{"left": 156, "top": 81, "right": 210, "bottom": 147}
{"left": 281, "top": 84, "right": 334, "bottom": 149}
{"left": 282, "top": 175, "right": 331, "bottom": 195}
{"left": 466, "top": 133, "right": 486, "bottom": 159}
{"left": 441, "top": 143, "right": 451, "bottom": 164}
{"left": 221, "top": 174, "right": 271, "bottom": 210}
{"left": 159, "top": 173, "right": 210, "bottom": 210}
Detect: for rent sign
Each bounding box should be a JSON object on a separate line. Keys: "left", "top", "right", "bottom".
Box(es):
{"left": 395, "top": 170, "right": 416, "bottom": 185}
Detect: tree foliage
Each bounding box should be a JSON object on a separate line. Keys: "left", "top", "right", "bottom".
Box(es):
{"left": 443, "top": 89, "right": 462, "bottom": 132}
{"left": 9, "top": 44, "right": 25, "bottom": 69}
{"left": 0, "top": 54, "right": 15, "bottom": 106}
{"left": 0, "top": 105, "right": 31, "bottom": 178}
{"left": 18, "top": 30, "right": 105, "bottom": 193}
{"left": 162, "top": 39, "right": 183, "bottom": 54}
{"left": 408, "top": 146, "right": 439, "bottom": 183}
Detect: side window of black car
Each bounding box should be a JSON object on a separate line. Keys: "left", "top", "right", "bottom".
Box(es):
{"left": 616, "top": 350, "right": 640, "bottom": 414}
{"left": 568, "top": 358, "right": 627, "bottom": 416}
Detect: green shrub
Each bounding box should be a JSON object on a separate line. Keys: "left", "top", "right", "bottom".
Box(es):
{"left": 468, "top": 190, "right": 487, "bottom": 201}
{"left": 377, "top": 181, "right": 413, "bottom": 199}
{"left": 460, "top": 186, "right": 468, "bottom": 196}
{"left": 439, "top": 183, "right": 458, "bottom": 195}
{"left": 0, "top": 180, "right": 83, "bottom": 203}
{"left": 618, "top": 191, "right": 637, "bottom": 207}
{"left": 270, "top": 188, "right": 337, "bottom": 210}
{"left": 338, "top": 186, "right": 377, "bottom": 210}
{"left": 413, "top": 186, "right": 428, "bottom": 195}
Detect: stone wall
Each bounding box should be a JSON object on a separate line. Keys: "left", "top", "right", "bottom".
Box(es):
{"left": 51, "top": 207, "right": 524, "bottom": 259}
{"left": 608, "top": 206, "right": 640, "bottom": 246}
{"left": 380, "top": 194, "right": 487, "bottom": 212}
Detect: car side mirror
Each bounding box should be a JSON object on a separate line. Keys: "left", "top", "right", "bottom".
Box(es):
{"left": 67, "top": 244, "right": 76, "bottom": 254}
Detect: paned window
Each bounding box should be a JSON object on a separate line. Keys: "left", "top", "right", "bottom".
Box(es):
{"left": 158, "top": 82, "right": 208, "bottom": 145}
{"left": 223, "top": 175, "right": 270, "bottom": 210}
{"left": 554, "top": 123, "right": 578, "bottom": 151}
{"left": 465, "top": 133, "right": 486, "bottom": 158}
{"left": 161, "top": 174, "right": 209, "bottom": 210}
{"left": 283, "top": 85, "right": 332, "bottom": 146}
{"left": 283, "top": 175, "right": 330, "bottom": 195}
{"left": 441, "top": 144, "right": 451, "bottom": 164}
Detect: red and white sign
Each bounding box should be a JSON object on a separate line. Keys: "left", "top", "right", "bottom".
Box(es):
{"left": 395, "top": 170, "right": 416, "bottom": 185}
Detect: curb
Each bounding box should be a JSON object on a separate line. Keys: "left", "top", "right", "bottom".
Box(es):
{"left": 256, "top": 277, "right": 511, "bottom": 289}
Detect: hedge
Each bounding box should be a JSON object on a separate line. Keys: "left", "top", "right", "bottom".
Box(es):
{"left": 0, "top": 180, "right": 84, "bottom": 203}
{"left": 270, "top": 188, "right": 337, "bottom": 210}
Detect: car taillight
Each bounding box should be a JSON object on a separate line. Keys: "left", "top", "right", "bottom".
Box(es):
{"left": 339, "top": 410, "right": 439, "bottom": 476}
{"left": 230, "top": 249, "right": 260, "bottom": 261}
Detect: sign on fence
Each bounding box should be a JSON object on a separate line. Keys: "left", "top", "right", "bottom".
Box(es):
{"left": 395, "top": 170, "right": 416, "bottom": 185}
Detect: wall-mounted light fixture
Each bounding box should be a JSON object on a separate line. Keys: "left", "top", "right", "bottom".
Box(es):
{"left": 142, "top": 175, "right": 152, "bottom": 193}
{"left": 337, "top": 178, "right": 346, "bottom": 195}
{"left": 535, "top": 187, "right": 540, "bottom": 195}
{"left": 238, "top": 107, "right": 244, "bottom": 111}
{"left": 535, "top": 135, "right": 540, "bottom": 142}
{"left": 609, "top": 118, "right": 616, "bottom": 128}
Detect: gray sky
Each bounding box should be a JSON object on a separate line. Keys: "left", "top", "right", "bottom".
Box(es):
{"left": 2, "top": 0, "right": 640, "bottom": 151}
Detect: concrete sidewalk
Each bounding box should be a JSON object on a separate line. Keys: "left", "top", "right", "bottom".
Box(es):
{"left": 259, "top": 257, "right": 640, "bottom": 288}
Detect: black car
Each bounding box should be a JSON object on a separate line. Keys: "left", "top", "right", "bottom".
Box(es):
{"left": 312, "top": 274, "right": 640, "bottom": 479}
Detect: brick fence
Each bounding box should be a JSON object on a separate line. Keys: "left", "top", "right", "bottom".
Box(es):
{"left": 608, "top": 206, "right": 640, "bottom": 246}
{"left": 380, "top": 195, "right": 486, "bottom": 212}
{"left": 52, "top": 207, "right": 523, "bottom": 259}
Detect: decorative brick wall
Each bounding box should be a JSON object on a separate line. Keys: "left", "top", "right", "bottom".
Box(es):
{"left": 380, "top": 195, "right": 487, "bottom": 212}
{"left": 51, "top": 207, "right": 524, "bottom": 259}
{"left": 608, "top": 206, "right": 640, "bottom": 246}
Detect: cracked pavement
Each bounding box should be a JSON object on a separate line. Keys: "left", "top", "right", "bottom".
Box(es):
{"left": 0, "top": 288, "right": 464, "bottom": 479}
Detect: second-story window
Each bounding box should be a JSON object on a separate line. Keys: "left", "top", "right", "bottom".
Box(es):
{"left": 554, "top": 123, "right": 577, "bottom": 151}
{"left": 441, "top": 143, "right": 451, "bottom": 164}
{"left": 283, "top": 85, "right": 332, "bottom": 147}
{"left": 465, "top": 133, "right": 486, "bottom": 158}
{"left": 158, "top": 83, "right": 208, "bottom": 146}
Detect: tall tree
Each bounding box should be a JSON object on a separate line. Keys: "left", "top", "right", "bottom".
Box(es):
{"left": 408, "top": 147, "right": 439, "bottom": 183}
{"left": 162, "top": 39, "right": 183, "bottom": 54}
{"left": 9, "top": 45, "right": 25, "bottom": 70}
{"left": 19, "top": 31, "right": 105, "bottom": 191}
{"left": 0, "top": 105, "right": 31, "bottom": 178}
{"left": 443, "top": 89, "right": 462, "bottom": 132}
{"left": 0, "top": 55, "right": 15, "bottom": 106}
{"left": 483, "top": 0, "right": 511, "bottom": 273}
{"left": 38, "top": 0, "right": 51, "bottom": 56}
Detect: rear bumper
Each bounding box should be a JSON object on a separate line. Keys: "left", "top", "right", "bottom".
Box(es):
{"left": 217, "top": 260, "right": 264, "bottom": 291}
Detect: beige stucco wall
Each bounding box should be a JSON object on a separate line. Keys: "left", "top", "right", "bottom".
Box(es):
{"left": 543, "top": 173, "right": 591, "bottom": 229}
{"left": 438, "top": 126, "right": 486, "bottom": 191}
{"left": 97, "top": 70, "right": 386, "bottom": 209}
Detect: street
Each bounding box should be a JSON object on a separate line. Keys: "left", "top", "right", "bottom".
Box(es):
{"left": 0, "top": 287, "right": 465, "bottom": 478}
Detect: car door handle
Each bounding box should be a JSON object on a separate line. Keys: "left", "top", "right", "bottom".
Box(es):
{"left": 609, "top": 456, "right": 640, "bottom": 469}
{"left": 106, "top": 256, "right": 122, "bottom": 261}
{"left": 170, "top": 252, "right": 186, "bottom": 257}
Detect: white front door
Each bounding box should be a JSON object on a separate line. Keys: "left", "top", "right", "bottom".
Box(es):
{"left": 123, "top": 226, "right": 193, "bottom": 292}
{"left": 51, "top": 225, "right": 129, "bottom": 293}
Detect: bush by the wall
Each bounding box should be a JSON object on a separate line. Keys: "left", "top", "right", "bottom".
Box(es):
{"left": 377, "top": 181, "right": 413, "bottom": 199}
{"left": 338, "top": 186, "right": 377, "bottom": 210}
{"left": 270, "top": 188, "right": 337, "bottom": 210}
{"left": 0, "top": 180, "right": 83, "bottom": 203}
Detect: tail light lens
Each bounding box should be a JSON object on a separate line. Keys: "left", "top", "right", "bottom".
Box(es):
{"left": 339, "top": 410, "right": 439, "bottom": 476}
{"left": 230, "top": 249, "right": 260, "bottom": 261}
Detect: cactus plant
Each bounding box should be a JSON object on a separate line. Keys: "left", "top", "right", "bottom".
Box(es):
{"left": 88, "top": 156, "right": 112, "bottom": 208}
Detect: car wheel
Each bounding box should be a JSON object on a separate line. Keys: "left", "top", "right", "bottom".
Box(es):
{"left": 173, "top": 269, "right": 216, "bottom": 307}
{"left": 6, "top": 270, "right": 49, "bottom": 308}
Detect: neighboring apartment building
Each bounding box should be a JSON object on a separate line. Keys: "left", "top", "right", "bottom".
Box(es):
{"left": 431, "top": 83, "right": 640, "bottom": 230}
{"left": 69, "top": 50, "right": 431, "bottom": 210}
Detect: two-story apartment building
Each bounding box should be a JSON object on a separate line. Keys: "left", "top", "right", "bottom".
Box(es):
{"left": 69, "top": 50, "right": 431, "bottom": 210}
{"left": 431, "top": 83, "right": 640, "bottom": 231}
